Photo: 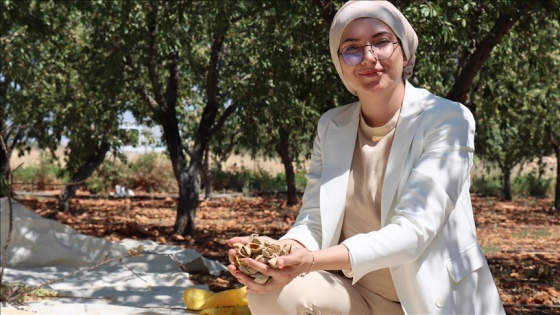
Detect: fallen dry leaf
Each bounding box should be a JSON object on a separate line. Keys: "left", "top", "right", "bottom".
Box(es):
{"left": 14, "top": 193, "right": 560, "bottom": 314}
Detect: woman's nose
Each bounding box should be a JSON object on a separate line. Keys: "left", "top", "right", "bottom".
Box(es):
{"left": 362, "top": 47, "right": 378, "bottom": 63}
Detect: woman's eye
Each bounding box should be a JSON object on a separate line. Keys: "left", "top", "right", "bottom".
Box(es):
{"left": 344, "top": 46, "right": 360, "bottom": 53}
{"left": 374, "top": 39, "right": 392, "bottom": 47}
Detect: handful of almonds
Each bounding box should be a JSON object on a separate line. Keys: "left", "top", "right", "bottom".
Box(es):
{"left": 232, "top": 234, "right": 295, "bottom": 284}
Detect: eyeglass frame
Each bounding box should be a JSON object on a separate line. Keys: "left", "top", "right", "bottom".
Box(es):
{"left": 337, "top": 40, "right": 401, "bottom": 66}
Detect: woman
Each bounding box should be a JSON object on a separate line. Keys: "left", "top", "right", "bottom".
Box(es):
{"left": 228, "top": 1, "right": 505, "bottom": 314}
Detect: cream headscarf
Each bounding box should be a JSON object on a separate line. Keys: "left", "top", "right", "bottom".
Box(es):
{"left": 329, "top": 0, "right": 418, "bottom": 95}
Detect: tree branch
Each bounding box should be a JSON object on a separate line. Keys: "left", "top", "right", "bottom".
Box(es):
{"left": 165, "top": 52, "right": 179, "bottom": 113}
{"left": 146, "top": 1, "right": 165, "bottom": 108}
{"left": 209, "top": 101, "right": 238, "bottom": 137}
{"left": 197, "top": 35, "right": 224, "bottom": 148}
{"left": 123, "top": 55, "right": 160, "bottom": 112}
{"left": 546, "top": 125, "right": 558, "bottom": 147}
{"left": 446, "top": 8, "right": 524, "bottom": 110}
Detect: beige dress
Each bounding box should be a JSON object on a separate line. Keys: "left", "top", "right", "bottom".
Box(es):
{"left": 341, "top": 107, "right": 401, "bottom": 302}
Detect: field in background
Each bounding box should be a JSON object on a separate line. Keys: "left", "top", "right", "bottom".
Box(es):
{"left": 10, "top": 148, "right": 557, "bottom": 177}
{"left": 11, "top": 148, "right": 556, "bottom": 198}
{"left": 10, "top": 148, "right": 288, "bottom": 175}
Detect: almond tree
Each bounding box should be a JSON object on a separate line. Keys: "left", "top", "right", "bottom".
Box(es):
{"left": 1, "top": 1, "right": 131, "bottom": 209}
{"left": 235, "top": 0, "right": 350, "bottom": 205}
{"left": 78, "top": 1, "right": 269, "bottom": 235}
{"left": 472, "top": 8, "right": 558, "bottom": 200}
{"left": 1, "top": 0, "right": 51, "bottom": 196}
{"left": 533, "top": 22, "right": 560, "bottom": 209}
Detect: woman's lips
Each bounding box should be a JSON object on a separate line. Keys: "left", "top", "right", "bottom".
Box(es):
{"left": 359, "top": 69, "right": 383, "bottom": 76}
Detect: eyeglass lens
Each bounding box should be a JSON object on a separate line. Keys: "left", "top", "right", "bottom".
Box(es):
{"left": 341, "top": 41, "right": 398, "bottom": 66}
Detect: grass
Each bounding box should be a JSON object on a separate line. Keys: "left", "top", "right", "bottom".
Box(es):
{"left": 0, "top": 284, "right": 61, "bottom": 304}
{"left": 513, "top": 228, "right": 553, "bottom": 239}
{"left": 482, "top": 244, "right": 502, "bottom": 254}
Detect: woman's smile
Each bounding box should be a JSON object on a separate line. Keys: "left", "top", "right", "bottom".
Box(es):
{"left": 359, "top": 68, "right": 383, "bottom": 77}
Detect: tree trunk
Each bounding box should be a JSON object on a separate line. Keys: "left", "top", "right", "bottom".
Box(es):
{"left": 0, "top": 116, "right": 19, "bottom": 197}
{"left": 554, "top": 144, "right": 560, "bottom": 211}
{"left": 59, "top": 141, "right": 110, "bottom": 212}
{"left": 202, "top": 148, "right": 213, "bottom": 200}
{"left": 502, "top": 168, "right": 512, "bottom": 201}
{"left": 0, "top": 140, "right": 11, "bottom": 197}
{"left": 167, "top": 156, "right": 200, "bottom": 236}
{"left": 174, "top": 161, "right": 201, "bottom": 236}
{"left": 275, "top": 127, "right": 298, "bottom": 206}
{"left": 0, "top": 85, "right": 8, "bottom": 196}
{"left": 160, "top": 107, "right": 196, "bottom": 235}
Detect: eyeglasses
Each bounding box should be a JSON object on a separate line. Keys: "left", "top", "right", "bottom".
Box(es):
{"left": 338, "top": 40, "right": 401, "bottom": 66}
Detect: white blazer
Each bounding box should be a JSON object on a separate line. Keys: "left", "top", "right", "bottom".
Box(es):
{"left": 281, "top": 81, "right": 505, "bottom": 314}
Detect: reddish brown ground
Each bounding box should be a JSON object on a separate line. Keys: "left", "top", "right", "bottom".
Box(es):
{"left": 12, "top": 193, "right": 560, "bottom": 315}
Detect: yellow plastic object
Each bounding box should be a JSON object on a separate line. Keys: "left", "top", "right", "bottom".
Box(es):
{"left": 183, "top": 286, "right": 250, "bottom": 315}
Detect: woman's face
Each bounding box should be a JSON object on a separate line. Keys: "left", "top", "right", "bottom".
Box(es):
{"left": 338, "top": 18, "right": 408, "bottom": 97}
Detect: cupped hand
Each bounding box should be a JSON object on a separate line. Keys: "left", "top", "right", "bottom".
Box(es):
{"left": 226, "top": 235, "right": 280, "bottom": 269}
{"left": 227, "top": 246, "right": 314, "bottom": 294}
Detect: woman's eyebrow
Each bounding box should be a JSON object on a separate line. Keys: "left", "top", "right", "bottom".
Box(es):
{"left": 340, "top": 37, "right": 360, "bottom": 45}
{"left": 340, "top": 31, "right": 394, "bottom": 45}
{"left": 372, "top": 31, "right": 394, "bottom": 38}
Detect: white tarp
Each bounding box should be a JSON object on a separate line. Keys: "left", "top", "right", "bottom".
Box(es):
{"left": 0, "top": 197, "right": 228, "bottom": 315}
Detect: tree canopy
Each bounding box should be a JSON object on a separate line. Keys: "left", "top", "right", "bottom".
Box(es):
{"left": 2, "top": 0, "right": 559, "bottom": 232}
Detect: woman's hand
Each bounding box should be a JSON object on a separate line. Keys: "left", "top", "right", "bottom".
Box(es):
{"left": 226, "top": 236, "right": 314, "bottom": 294}
{"left": 226, "top": 235, "right": 279, "bottom": 269}
{"left": 227, "top": 247, "right": 314, "bottom": 294}
{"left": 226, "top": 235, "right": 280, "bottom": 286}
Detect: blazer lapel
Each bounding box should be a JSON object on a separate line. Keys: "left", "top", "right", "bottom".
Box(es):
{"left": 320, "top": 103, "right": 360, "bottom": 249}
{"left": 381, "top": 82, "right": 424, "bottom": 224}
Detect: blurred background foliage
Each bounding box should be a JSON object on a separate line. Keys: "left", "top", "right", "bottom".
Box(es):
{"left": 2, "top": 0, "right": 559, "bottom": 234}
